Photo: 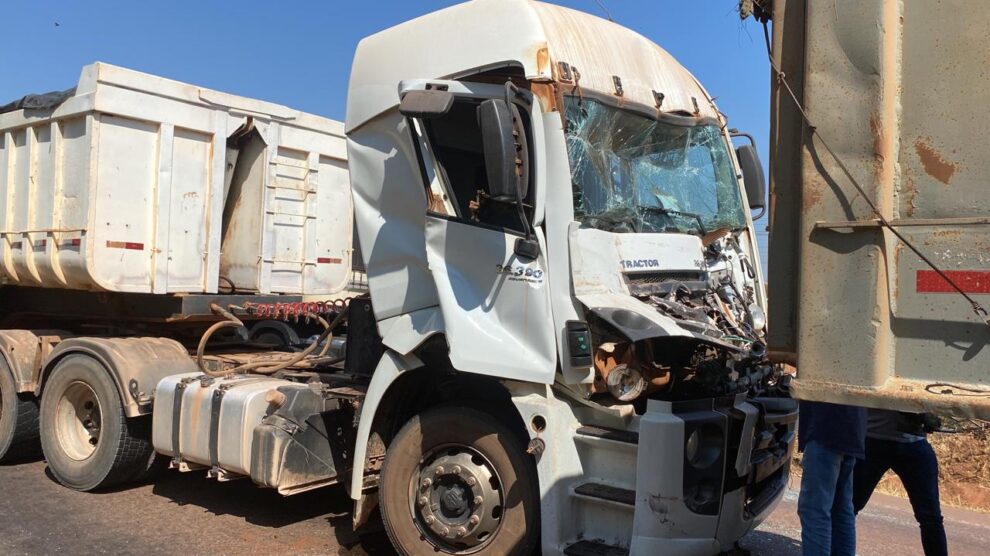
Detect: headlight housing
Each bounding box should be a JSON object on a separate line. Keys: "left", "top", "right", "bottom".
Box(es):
{"left": 685, "top": 424, "right": 724, "bottom": 469}
{"left": 605, "top": 363, "right": 646, "bottom": 402}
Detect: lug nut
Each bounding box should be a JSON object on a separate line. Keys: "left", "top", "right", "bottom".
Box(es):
{"left": 469, "top": 515, "right": 480, "bottom": 526}
{"left": 418, "top": 496, "right": 429, "bottom": 506}
{"left": 474, "top": 495, "right": 484, "bottom": 505}
{"left": 424, "top": 515, "right": 435, "bottom": 525}
{"left": 434, "top": 466, "right": 445, "bottom": 475}
{"left": 441, "top": 527, "right": 450, "bottom": 537}
{"left": 455, "top": 527, "right": 467, "bottom": 538}
{"left": 421, "top": 478, "right": 432, "bottom": 488}
{"left": 451, "top": 465, "right": 462, "bottom": 474}
{"left": 466, "top": 477, "right": 477, "bottom": 486}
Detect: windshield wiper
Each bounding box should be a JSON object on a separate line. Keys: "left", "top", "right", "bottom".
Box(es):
{"left": 639, "top": 206, "right": 707, "bottom": 236}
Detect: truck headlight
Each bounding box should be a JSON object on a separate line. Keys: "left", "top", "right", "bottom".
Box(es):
{"left": 685, "top": 424, "right": 724, "bottom": 469}
{"left": 748, "top": 304, "right": 767, "bottom": 332}
{"left": 606, "top": 364, "right": 646, "bottom": 402}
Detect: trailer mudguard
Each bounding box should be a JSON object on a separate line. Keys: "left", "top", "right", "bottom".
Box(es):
{"left": 0, "top": 330, "right": 72, "bottom": 392}
{"left": 41, "top": 337, "right": 198, "bottom": 417}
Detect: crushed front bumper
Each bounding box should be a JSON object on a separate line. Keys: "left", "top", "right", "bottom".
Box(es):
{"left": 630, "top": 394, "right": 797, "bottom": 555}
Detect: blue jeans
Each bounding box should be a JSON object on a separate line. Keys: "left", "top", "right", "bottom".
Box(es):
{"left": 798, "top": 441, "right": 857, "bottom": 556}
{"left": 853, "top": 437, "right": 947, "bottom": 556}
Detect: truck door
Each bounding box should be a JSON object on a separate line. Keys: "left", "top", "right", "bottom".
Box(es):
{"left": 401, "top": 81, "right": 557, "bottom": 383}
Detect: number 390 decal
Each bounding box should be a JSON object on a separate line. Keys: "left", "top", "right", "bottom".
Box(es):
{"left": 496, "top": 263, "right": 545, "bottom": 284}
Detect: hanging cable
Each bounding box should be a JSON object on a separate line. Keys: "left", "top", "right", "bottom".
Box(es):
{"left": 196, "top": 302, "right": 349, "bottom": 377}
{"left": 760, "top": 22, "right": 989, "bottom": 327}
{"left": 593, "top": 0, "right": 614, "bottom": 22}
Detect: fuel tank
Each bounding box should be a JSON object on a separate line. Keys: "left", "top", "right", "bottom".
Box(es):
{"left": 151, "top": 373, "right": 304, "bottom": 478}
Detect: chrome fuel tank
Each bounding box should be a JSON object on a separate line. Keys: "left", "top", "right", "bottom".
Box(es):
{"left": 152, "top": 372, "right": 305, "bottom": 478}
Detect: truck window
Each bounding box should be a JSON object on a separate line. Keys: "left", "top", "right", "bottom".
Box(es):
{"left": 565, "top": 97, "right": 745, "bottom": 235}
{"left": 420, "top": 97, "right": 532, "bottom": 234}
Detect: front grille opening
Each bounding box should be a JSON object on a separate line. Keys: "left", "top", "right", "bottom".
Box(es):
{"left": 625, "top": 270, "right": 708, "bottom": 296}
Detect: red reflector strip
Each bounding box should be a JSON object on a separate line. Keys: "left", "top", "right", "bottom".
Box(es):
{"left": 917, "top": 270, "right": 990, "bottom": 294}
{"left": 105, "top": 240, "right": 144, "bottom": 251}
{"left": 317, "top": 257, "right": 342, "bottom": 264}
{"left": 69, "top": 238, "right": 81, "bottom": 247}
{"left": 34, "top": 239, "right": 47, "bottom": 248}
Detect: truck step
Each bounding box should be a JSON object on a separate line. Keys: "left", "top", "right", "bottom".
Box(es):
{"left": 563, "top": 539, "right": 630, "bottom": 556}
{"left": 573, "top": 482, "right": 636, "bottom": 506}
{"left": 575, "top": 425, "right": 639, "bottom": 445}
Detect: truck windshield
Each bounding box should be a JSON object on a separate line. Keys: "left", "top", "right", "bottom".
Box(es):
{"left": 565, "top": 97, "right": 747, "bottom": 235}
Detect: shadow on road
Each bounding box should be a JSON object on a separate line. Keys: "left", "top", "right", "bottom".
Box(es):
{"left": 34, "top": 456, "right": 395, "bottom": 555}
{"left": 149, "top": 471, "right": 395, "bottom": 553}
{"left": 740, "top": 530, "right": 801, "bottom": 555}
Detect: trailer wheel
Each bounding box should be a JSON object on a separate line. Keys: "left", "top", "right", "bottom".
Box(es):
{"left": 0, "top": 358, "right": 42, "bottom": 463}
{"left": 380, "top": 406, "right": 539, "bottom": 555}
{"left": 39, "top": 354, "right": 156, "bottom": 491}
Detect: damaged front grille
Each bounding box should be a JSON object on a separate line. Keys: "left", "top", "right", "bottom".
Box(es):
{"left": 624, "top": 270, "right": 708, "bottom": 296}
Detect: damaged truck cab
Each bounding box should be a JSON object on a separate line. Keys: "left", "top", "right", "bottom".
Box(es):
{"left": 345, "top": 1, "right": 795, "bottom": 553}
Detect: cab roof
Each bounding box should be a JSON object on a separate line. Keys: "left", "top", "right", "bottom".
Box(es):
{"left": 345, "top": 0, "right": 718, "bottom": 132}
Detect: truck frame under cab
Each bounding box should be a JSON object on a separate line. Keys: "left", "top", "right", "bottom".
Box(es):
{"left": 0, "top": 2, "right": 796, "bottom": 555}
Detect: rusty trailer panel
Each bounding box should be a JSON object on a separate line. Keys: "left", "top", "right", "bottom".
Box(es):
{"left": 766, "top": 0, "right": 990, "bottom": 417}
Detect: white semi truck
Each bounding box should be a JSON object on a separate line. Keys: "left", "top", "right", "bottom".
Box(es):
{"left": 0, "top": 1, "right": 797, "bottom": 554}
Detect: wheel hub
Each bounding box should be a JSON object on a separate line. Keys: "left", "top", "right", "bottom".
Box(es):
{"left": 439, "top": 482, "right": 469, "bottom": 516}
{"left": 54, "top": 381, "right": 102, "bottom": 461}
{"left": 412, "top": 448, "right": 503, "bottom": 552}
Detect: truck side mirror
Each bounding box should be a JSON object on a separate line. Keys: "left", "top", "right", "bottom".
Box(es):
{"left": 477, "top": 98, "right": 529, "bottom": 203}
{"left": 735, "top": 144, "right": 766, "bottom": 213}
{"left": 399, "top": 89, "right": 454, "bottom": 119}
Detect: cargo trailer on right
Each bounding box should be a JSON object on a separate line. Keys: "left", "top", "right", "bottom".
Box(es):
{"left": 754, "top": 0, "right": 990, "bottom": 418}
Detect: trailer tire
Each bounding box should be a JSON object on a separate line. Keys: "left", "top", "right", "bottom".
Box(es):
{"left": 0, "top": 359, "right": 42, "bottom": 463}
{"left": 39, "top": 354, "right": 156, "bottom": 491}
{"left": 380, "top": 406, "right": 539, "bottom": 556}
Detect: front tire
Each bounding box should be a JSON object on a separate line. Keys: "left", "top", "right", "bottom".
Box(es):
{"left": 380, "top": 406, "right": 540, "bottom": 555}
{"left": 0, "top": 358, "right": 42, "bottom": 463}
{"left": 39, "top": 354, "right": 156, "bottom": 491}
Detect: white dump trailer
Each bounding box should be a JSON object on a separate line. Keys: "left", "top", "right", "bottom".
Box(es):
{"left": 0, "top": 62, "right": 352, "bottom": 296}
{"left": 0, "top": 63, "right": 363, "bottom": 498}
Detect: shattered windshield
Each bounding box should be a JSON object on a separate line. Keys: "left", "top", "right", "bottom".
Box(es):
{"left": 565, "top": 97, "right": 747, "bottom": 235}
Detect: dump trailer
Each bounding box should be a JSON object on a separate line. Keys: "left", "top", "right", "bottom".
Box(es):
{"left": 1, "top": 1, "right": 805, "bottom": 555}
{"left": 750, "top": 0, "right": 990, "bottom": 418}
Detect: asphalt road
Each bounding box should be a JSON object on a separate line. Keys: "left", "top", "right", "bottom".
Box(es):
{"left": 0, "top": 458, "right": 987, "bottom": 555}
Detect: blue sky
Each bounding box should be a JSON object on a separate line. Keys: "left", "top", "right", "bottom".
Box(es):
{"left": 0, "top": 0, "right": 770, "bottom": 264}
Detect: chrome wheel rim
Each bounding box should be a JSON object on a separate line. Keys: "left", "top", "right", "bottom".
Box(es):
{"left": 409, "top": 445, "right": 504, "bottom": 553}
{"left": 55, "top": 381, "right": 102, "bottom": 461}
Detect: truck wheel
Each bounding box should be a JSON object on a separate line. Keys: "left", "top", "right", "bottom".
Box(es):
{"left": 39, "top": 354, "right": 156, "bottom": 491}
{"left": 0, "top": 359, "right": 42, "bottom": 463}
{"left": 380, "top": 406, "right": 539, "bottom": 555}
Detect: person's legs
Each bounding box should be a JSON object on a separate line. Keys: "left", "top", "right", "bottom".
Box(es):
{"left": 853, "top": 437, "right": 892, "bottom": 514}
{"left": 891, "top": 440, "right": 948, "bottom": 556}
{"left": 799, "top": 441, "right": 843, "bottom": 556}
{"left": 830, "top": 454, "right": 857, "bottom": 556}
